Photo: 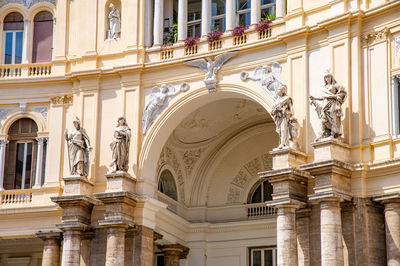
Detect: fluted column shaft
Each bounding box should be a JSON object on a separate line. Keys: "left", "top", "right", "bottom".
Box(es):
{"left": 153, "top": 0, "right": 164, "bottom": 45}
{"left": 22, "top": 19, "right": 30, "bottom": 64}
{"left": 276, "top": 206, "right": 298, "bottom": 266}
{"left": 320, "top": 199, "right": 344, "bottom": 266}
{"left": 177, "top": 0, "right": 187, "bottom": 40}
{"left": 34, "top": 137, "right": 47, "bottom": 188}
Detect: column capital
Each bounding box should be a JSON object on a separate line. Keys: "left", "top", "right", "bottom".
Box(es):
{"left": 36, "top": 137, "right": 48, "bottom": 143}
{"left": 159, "top": 243, "right": 190, "bottom": 259}
{"left": 0, "top": 139, "right": 9, "bottom": 146}
{"left": 36, "top": 230, "right": 63, "bottom": 241}
{"left": 373, "top": 193, "right": 400, "bottom": 205}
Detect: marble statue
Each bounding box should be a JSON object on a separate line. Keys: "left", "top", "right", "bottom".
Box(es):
{"left": 271, "top": 84, "right": 299, "bottom": 149}
{"left": 184, "top": 51, "right": 238, "bottom": 92}
{"left": 65, "top": 117, "right": 91, "bottom": 176}
{"left": 109, "top": 117, "right": 131, "bottom": 173}
{"left": 310, "top": 71, "right": 347, "bottom": 141}
{"left": 142, "top": 83, "right": 189, "bottom": 134}
{"left": 107, "top": 3, "right": 120, "bottom": 39}
{"left": 240, "top": 62, "right": 284, "bottom": 100}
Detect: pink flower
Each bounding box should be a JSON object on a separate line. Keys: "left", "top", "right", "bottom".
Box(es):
{"left": 232, "top": 25, "right": 249, "bottom": 37}
{"left": 207, "top": 31, "right": 223, "bottom": 42}
{"left": 255, "top": 20, "right": 271, "bottom": 32}
{"left": 184, "top": 36, "right": 200, "bottom": 48}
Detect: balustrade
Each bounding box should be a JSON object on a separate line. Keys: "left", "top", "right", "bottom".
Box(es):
{"left": 0, "top": 63, "right": 53, "bottom": 79}
{"left": 0, "top": 189, "right": 33, "bottom": 205}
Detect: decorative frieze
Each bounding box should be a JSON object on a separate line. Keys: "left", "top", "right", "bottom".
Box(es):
{"left": 0, "top": 0, "right": 55, "bottom": 8}
{"left": 33, "top": 106, "right": 48, "bottom": 121}
{"left": 362, "top": 28, "right": 389, "bottom": 46}
{"left": 50, "top": 95, "right": 73, "bottom": 105}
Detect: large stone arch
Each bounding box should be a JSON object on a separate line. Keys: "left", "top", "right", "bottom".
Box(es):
{"left": 138, "top": 83, "right": 276, "bottom": 197}
{"left": 0, "top": 110, "right": 47, "bottom": 137}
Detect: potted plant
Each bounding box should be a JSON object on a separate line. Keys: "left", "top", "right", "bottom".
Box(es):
{"left": 207, "top": 31, "right": 223, "bottom": 42}
{"left": 164, "top": 23, "right": 178, "bottom": 45}
{"left": 232, "top": 25, "right": 249, "bottom": 37}
{"left": 184, "top": 36, "right": 200, "bottom": 48}
{"left": 255, "top": 19, "right": 271, "bottom": 32}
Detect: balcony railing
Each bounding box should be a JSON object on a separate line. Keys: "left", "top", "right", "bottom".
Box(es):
{"left": 0, "top": 189, "right": 33, "bottom": 205}
{"left": 0, "top": 63, "right": 53, "bottom": 79}
{"left": 247, "top": 202, "right": 276, "bottom": 218}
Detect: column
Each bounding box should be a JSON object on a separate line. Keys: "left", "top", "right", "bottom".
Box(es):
{"left": 52, "top": 18, "right": 56, "bottom": 60}
{"left": 33, "top": 137, "right": 47, "bottom": 189}
{"left": 225, "top": 0, "right": 235, "bottom": 30}
{"left": 177, "top": 0, "right": 187, "bottom": 40}
{"left": 250, "top": 0, "right": 261, "bottom": 24}
{"left": 0, "top": 140, "right": 8, "bottom": 191}
{"left": 105, "top": 227, "right": 126, "bottom": 266}
{"left": 159, "top": 244, "right": 189, "bottom": 266}
{"left": 145, "top": 0, "right": 154, "bottom": 46}
{"left": 276, "top": 0, "right": 286, "bottom": 18}
{"left": 384, "top": 201, "right": 400, "bottom": 265}
{"left": 22, "top": 19, "right": 31, "bottom": 64}
{"left": 61, "top": 230, "right": 82, "bottom": 266}
{"left": 320, "top": 199, "right": 344, "bottom": 266}
{"left": 36, "top": 231, "right": 62, "bottom": 266}
{"left": 134, "top": 225, "right": 154, "bottom": 266}
{"left": 153, "top": 0, "right": 164, "bottom": 45}
{"left": 80, "top": 231, "right": 94, "bottom": 266}
{"left": 201, "top": 0, "right": 211, "bottom": 36}
{"left": 276, "top": 206, "right": 298, "bottom": 266}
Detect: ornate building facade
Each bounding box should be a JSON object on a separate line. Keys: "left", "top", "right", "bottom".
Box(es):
{"left": 0, "top": 0, "right": 400, "bottom": 265}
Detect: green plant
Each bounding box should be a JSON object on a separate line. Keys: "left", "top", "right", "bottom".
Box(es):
{"left": 164, "top": 23, "right": 178, "bottom": 45}
{"left": 261, "top": 10, "right": 276, "bottom": 21}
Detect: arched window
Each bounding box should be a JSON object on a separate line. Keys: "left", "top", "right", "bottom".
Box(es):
{"left": 248, "top": 180, "right": 273, "bottom": 203}
{"left": 158, "top": 169, "right": 178, "bottom": 201}
{"left": 2, "top": 12, "right": 24, "bottom": 64}
{"left": 32, "top": 11, "right": 53, "bottom": 63}
{"left": 3, "top": 118, "right": 47, "bottom": 190}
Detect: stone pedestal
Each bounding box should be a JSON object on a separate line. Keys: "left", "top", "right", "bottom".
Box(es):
{"left": 134, "top": 225, "right": 155, "bottom": 266}
{"left": 311, "top": 137, "right": 350, "bottom": 163}
{"left": 105, "top": 172, "right": 136, "bottom": 193}
{"left": 270, "top": 147, "right": 307, "bottom": 170}
{"left": 374, "top": 193, "right": 400, "bottom": 266}
{"left": 36, "top": 231, "right": 62, "bottom": 266}
{"left": 62, "top": 175, "right": 94, "bottom": 196}
{"left": 159, "top": 244, "right": 189, "bottom": 266}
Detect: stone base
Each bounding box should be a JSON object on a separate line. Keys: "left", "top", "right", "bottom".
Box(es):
{"left": 311, "top": 137, "right": 350, "bottom": 163}
{"left": 105, "top": 172, "right": 136, "bottom": 193}
{"left": 270, "top": 147, "right": 307, "bottom": 169}
{"left": 63, "top": 175, "right": 93, "bottom": 196}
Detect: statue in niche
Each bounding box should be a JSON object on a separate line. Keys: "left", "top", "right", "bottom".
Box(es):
{"left": 142, "top": 83, "right": 189, "bottom": 134}
{"left": 271, "top": 84, "right": 299, "bottom": 149}
{"left": 109, "top": 117, "right": 131, "bottom": 173}
{"left": 309, "top": 71, "right": 347, "bottom": 141}
{"left": 65, "top": 117, "right": 91, "bottom": 176}
{"left": 240, "top": 62, "right": 285, "bottom": 100}
{"left": 107, "top": 3, "right": 121, "bottom": 39}
{"left": 184, "top": 51, "right": 238, "bottom": 92}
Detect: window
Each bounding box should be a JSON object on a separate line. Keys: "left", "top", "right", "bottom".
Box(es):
{"left": 32, "top": 11, "right": 53, "bottom": 63}
{"left": 212, "top": 0, "right": 226, "bottom": 32}
{"left": 2, "top": 12, "right": 24, "bottom": 64}
{"left": 261, "top": 0, "right": 275, "bottom": 20}
{"left": 237, "top": 0, "right": 251, "bottom": 26}
{"left": 249, "top": 247, "right": 277, "bottom": 266}
{"left": 248, "top": 180, "right": 273, "bottom": 203}
{"left": 158, "top": 169, "right": 178, "bottom": 201}
{"left": 4, "top": 119, "right": 39, "bottom": 190}
{"left": 392, "top": 74, "right": 400, "bottom": 136}
{"left": 188, "top": 0, "right": 201, "bottom": 37}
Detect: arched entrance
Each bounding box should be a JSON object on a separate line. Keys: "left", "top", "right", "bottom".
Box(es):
{"left": 139, "top": 84, "right": 278, "bottom": 208}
